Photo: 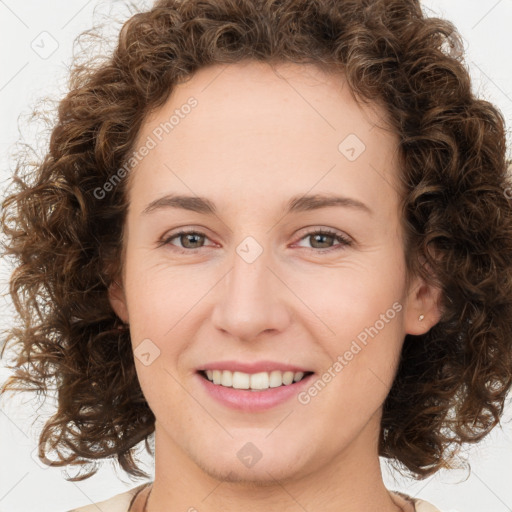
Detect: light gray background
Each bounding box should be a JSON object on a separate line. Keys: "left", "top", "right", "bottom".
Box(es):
{"left": 1, "top": 1, "right": 511, "bottom": 511}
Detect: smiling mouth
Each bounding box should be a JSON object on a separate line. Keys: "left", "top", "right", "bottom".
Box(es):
{"left": 198, "top": 369, "right": 314, "bottom": 391}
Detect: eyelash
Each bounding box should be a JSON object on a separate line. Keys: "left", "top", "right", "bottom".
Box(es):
{"left": 157, "top": 228, "right": 353, "bottom": 254}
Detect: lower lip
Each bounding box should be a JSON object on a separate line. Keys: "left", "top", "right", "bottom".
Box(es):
{"left": 196, "top": 372, "right": 314, "bottom": 412}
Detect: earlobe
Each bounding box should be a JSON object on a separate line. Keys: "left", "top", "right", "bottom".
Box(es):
{"left": 108, "top": 279, "right": 129, "bottom": 324}
{"left": 404, "top": 275, "right": 442, "bottom": 335}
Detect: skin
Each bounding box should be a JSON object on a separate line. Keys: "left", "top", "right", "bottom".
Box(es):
{"left": 109, "top": 60, "right": 441, "bottom": 512}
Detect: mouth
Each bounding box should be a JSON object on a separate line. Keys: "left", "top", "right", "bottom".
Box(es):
{"left": 198, "top": 369, "right": 314, "bottom": 391}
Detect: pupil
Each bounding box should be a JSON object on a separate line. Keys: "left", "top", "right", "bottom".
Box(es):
{"left": 184, "top": 234, "right": 202, "bottom": 248}
{"left": 313, "top": 233, "right": 332, "bottom": 248}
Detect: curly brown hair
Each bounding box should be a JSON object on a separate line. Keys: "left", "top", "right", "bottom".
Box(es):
{"left": 1, "top": 0, "right": 512, "bottom": 483}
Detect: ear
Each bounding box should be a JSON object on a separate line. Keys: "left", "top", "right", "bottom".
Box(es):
{"left": 108, "top": 279, "right": 129, "bottom": 324}
{"left": 404, "top": 273, "right": 442, "bottom": 336}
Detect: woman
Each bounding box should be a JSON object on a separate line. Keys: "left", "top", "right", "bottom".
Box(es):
{"left": 1, "top": 0, "right": 512, "bottom": 511}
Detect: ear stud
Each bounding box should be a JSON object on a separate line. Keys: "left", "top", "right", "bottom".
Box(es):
{"left": 418, "top": 314, "right": 425, "bottom": 321}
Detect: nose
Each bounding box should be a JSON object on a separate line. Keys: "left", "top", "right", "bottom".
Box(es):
{"left": 211, "top": 242, "right": 292, "bottom": 342}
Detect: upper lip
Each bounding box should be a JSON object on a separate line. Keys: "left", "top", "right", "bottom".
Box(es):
{"left": 198, "top": 360, "right": 313, "bottom": 374}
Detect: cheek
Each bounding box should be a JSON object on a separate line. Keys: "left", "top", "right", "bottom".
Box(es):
{"left": 297, "top": 258, "right": 406, "bottom": 344}
{"left": 299, "top": 254, "right": 407, "bottom": 396}
{"left": 123, "top": 260, "right": 193, "bottom": 414}
{"left": 300, "top": 284, "right": 405, "bottom": 437}
{"left": 123, "top": 252, "right": 205, "bottom": 339}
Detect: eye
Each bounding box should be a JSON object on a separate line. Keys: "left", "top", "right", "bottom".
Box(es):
{"left": 158, "top": 227, "right": 352, "bottom": 254}
{"left": 158, "top": 230, "right": 213, "bottom": 252}
{"left": 294, "top": 228, "right": 352, "bottom": 252}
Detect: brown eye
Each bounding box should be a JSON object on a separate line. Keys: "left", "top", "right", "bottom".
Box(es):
{"left": 160, "top": 230, "right": 211, "bottom": 251}
{"left": 177, "top": 232, "right": 205, "bottom": 249}
{"left": 295, "top": 229, "right": 352, "bottom": 252}
{"left": 308, "top": 232, "right": 336, "bottom": 249}
{"left": 159, "top": 228, "right": 351, "bottom": 254}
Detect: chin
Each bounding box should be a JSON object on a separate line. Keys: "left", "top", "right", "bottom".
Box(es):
{"left": 193, "top": 456, "right": 303, "bottom": 486}
{"left": 185, "top": 434, "right": 319, "bottom": 486}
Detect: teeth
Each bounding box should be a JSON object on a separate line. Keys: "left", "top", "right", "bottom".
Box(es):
{"left": 293, "top": 371, "right": 304, "bottom": 382}
{"left": 203, "top": 369, "right": 308, "bottom": 390}
{"left": 233, "top": 371, "right": 250, "bottom": 389}
{"left": 220, "top": 370, "right": 233, "bottom": 387}
{"left": 269, "top": 370, "right": 282, "bottom": 388}
{"left": 282, "top": 371, "right": 294, "bottom": 385}
{"left": 250, "top": 371, "right": 269, "bottom": 390}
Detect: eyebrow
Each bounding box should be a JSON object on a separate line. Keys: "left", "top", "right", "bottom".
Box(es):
{"left": 142, "top": 193, "right": 372, "bottom": 216}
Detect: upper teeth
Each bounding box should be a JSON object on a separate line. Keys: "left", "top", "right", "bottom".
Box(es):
{"left": 205, "top": 370, "right": 306, "bottom": 390}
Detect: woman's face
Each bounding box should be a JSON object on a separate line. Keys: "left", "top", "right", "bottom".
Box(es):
{"left": 109, "top": 61, "right": 437, "bottom": 484}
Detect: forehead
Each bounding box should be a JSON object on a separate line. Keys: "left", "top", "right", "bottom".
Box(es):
{"left": 128, "top": 60, "right": 400, "bottom": 217}
{"left": 138, "top": 60, "right": 392, "bottom": 146}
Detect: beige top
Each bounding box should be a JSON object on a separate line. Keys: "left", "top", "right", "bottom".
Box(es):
{"left": 67, "top": 482, "right": 445, "bottom": 512}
